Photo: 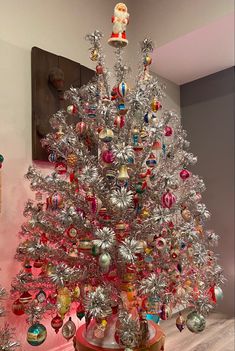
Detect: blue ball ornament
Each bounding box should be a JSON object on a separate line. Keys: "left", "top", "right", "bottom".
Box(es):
{"left": 27, "top": 323, "right": 47, "bottom": 346}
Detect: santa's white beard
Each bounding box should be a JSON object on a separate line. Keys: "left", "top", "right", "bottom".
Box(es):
{"left": 113, "top": 9, "right": 129, "bottom": 33}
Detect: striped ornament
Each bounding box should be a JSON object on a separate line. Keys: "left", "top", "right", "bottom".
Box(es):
{"left": 161, "top": 190, "right": 176, "bottom": 209}
{"left": 118, "top": 81, "right": 128, "bottom": 98}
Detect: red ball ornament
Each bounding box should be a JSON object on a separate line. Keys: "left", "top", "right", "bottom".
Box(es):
{"left": 12, "top": 299, "right": 25, "bottom": 315}
{"left": 19, "top": 292, "right": 33, "bottom": 304}
{"left": 164, "top": 126, "right": 173, "bottom": 137}
{"left": 161, "top": 190, "right": 176, "bottom": 209}
{"left": 51, "top": 314, "right": 63, "bottom": 334}
{"left": 180, "top": 169, "right": 190, "bottom": 180}
{"left": 101, "top": 150, "right": 115, "bottom": 164}
{"left": 96, "top": 65, "right": 103, "bottom": 74}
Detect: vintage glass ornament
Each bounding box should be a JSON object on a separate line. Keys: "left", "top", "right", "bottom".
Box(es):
{"left": 67, "top": 225, "right": 79, "bottom": 240}
{"left": 144, "top": 112, "right": 152, "bottom": 124}
{"left": 214, "top": 286, "right": 223, "bottom": 301}
{"left": 161, "top": 190, "right": 176, "bottom": 209}
{"left": 57, "top": 287, "right": 72, "bottom": 319}
{"left": 164, "top": 126, "right": 173, "bottom": 136}
{"left": 67, "top": 104, "right": 78, "bottom": 115}
{"left": 118, "top": 81, "right": 128, "bottom": 98}
{"left": 51, "top": 314, "right": 63, "bottom": 334}
{"left": 47, "top": 193, "right": 63, "bottom": 210}
{"left": 19, "top": 291, "right": 32, "bottom": 304}
{"left": 90, "top": 49, "right": 99, "bottom": 61}
{"left": 99, "top": 128, "right": 114, "bottom": 142}
{"left": 87, "top": 104, "right": 97, "bottom": 118}
{"left": 114, "top": 115, "right": 125, "bottom": 128}
{"left": 67, "top": 153, "right": 78, "bottom": 168}
{"left": 48, "top": 153, "right": 56, "bottom": 163}
{"left": 146, "top": 153, "right": 157, "bottom": 168}
{"left": 144, "top": 54, "right": 152, "bottom": 66}
{"left": 156, "top": 237, "right": 166, "bottom": 250}
{"left": 36, "top": 289, "right": 47, "bottom": 303}
{"left": 180, "top": 169, "right": 191, "bottom": 180}
{"left": 181, "top": 208, "right": 192, "bottom": 222}
{"left": 101, "top": 149, "right": 115, "bottom": 164}
{"left": 75, "top": 121, "right": 87, "bottom": 135}
{"left": 186, "top": 311, "right": 206, "bottom": 333}
{"left": 151, "top": 98, "right": 162, "bottom": 112}
{"left": 12, "top": 299, "right": 25, "bottom": 315}
{"left": 62, "top": 317, "right": 76, "bottom": 341}
{"left": 160, "top": 304, "right": 172, "bottom": 320}
{"left": 76, "top": 303, "right": 85, "bottom": 320}
{"left": 99, "top": 252, "right": 111, "bottom": 269}
{"left": 176, "top": 313, "right": 185, "bottom": 332}
{"left": 118, "top": 102, "right": 127, "bottom": 115}
{"left": 96, "top": 64, "right": 103, "bottom": 74}
{"left": 27, "top": 323, "right": 47, "bottom": 346}
{"left": 117, "top": 165, "right": 129, "bottom": 180}
{"left": 55, "top": 126, "right": 64, "bottom": 139}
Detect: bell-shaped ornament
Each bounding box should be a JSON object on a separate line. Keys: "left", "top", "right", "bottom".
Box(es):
{"left": 117, "top": 165, "right": 129, "bottom": 181}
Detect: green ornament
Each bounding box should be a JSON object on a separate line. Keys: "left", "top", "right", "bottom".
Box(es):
{"left": 0, "top": 154, "right": 4, "bottom": 163}
{"left": 91, "top": 245, "right": 100, "bottom": 256}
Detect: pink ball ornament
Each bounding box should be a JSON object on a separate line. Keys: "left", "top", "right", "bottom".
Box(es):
{"left": 164, "top": 126, "right": 173, "bottom": 137}
{"left": 101, "top": 150, "right": 115, "bottom": 164}
{"left": 161, "top": 190, "right": 176, "bottom": 209}
{"left": 180, "top": 169, "right": 191, "bottom": 180}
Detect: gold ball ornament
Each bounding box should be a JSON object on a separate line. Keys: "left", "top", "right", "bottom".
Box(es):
{"left": 67, "top": 153, "right": 78, "bottom": 168}
{"left": 140, "top": 208, "right": 150, "bottom": 219}
{"left": 90, "top": 49, "right": 99, "bottom": 61}
{"left": 144, "top": 54, "right": 152, "bottom": 66}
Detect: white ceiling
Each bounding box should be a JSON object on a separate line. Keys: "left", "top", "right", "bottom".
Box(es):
{"left": 152, "top": 13, "right": 234, "bottom": 85}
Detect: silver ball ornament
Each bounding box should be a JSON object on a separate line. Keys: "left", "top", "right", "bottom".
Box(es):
{"left": 186, "top": 311, "right": 206, "bottom": 333}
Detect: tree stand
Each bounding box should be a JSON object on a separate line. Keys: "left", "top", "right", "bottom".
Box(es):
{"left": 73, "top": 321, "right": 165, "bottom": 351}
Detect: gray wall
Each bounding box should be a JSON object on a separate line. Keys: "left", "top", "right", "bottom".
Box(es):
{"left": 181, "top": 67, "right": 234, "bottom": 316}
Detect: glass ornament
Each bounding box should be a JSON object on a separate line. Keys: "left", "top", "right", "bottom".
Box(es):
{"left": 12, "top": 299, "right": 25, "bottom": 316}
{"left": 51, "top": 314, "right": 63, "bottom": 334}
{"left": 186, "top": 311, "right": 206, "bottom": 333}
{"left": 62, "top": 317, "right": 76, "bottom": 341}
{"left": 117, "top": 81, "right": 128, "bottom": 98}
{"left": 99, "top": 128, "right": 114, "bottom": 142}
{"left": 27, "top": 323, "right": 47, "bottom": 346}
{"left": 19, "top": 291, "right": 32, "bottom": 304}
{"left": 67, "top": 104, "right": 78, "bottom": 115}
{"left": 161, "top": 190, "right": 176, "bottom": 209}
{"left": 176, "top": 313, "right": 185, "bottom": 332}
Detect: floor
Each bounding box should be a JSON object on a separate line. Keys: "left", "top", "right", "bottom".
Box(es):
{"left": 161, "top": 312, "right": 234, "bottom": 351}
